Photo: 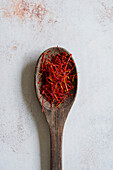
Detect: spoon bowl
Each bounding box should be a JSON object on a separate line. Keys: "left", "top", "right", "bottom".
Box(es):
{"left": 35, "top": 47, "right": 78, "bottom": 170}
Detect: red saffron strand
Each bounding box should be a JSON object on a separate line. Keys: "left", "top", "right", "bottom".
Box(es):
{"left": 57, "top": 45, "right": 61, "bottom": 54}
{"left": 38, "top": 46, "right": 77, "bottom": 112}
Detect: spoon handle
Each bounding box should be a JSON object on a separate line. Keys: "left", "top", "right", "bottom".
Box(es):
{"left": 50, "top": 127, "right": 63, "bottom": 170}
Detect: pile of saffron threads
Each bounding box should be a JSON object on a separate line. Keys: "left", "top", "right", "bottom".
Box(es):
{"left": 38, "top": 46, "right": 77, "bottom": 112}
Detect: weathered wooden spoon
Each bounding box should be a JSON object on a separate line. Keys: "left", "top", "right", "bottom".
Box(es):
{"left": 35, "top": 47, "right": 78, "bottom": 170}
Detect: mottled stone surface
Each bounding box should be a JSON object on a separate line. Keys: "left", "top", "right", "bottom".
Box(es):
{"left": 0, "top": 0, "right": 113, "bottom": 170}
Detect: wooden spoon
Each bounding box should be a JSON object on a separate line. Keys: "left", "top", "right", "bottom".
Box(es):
{"left": 35, "top": 47, "right": 78, "bottom": 170}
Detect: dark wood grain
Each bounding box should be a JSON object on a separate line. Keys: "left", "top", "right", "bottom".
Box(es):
{"left": 35, "top": 47, "right": 78, "bottom": 170}
{"left": 44, "top": 104, "right": 74, "bottom": 170}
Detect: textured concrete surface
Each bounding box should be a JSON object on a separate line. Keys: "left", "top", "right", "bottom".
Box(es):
{"left": 0, "top": 0, "right": 113, "bottom": 170}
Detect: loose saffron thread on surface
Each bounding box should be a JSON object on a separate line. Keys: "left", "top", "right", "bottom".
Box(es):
{"left": 38, "top": 46, "right": 77, "bottom": 112}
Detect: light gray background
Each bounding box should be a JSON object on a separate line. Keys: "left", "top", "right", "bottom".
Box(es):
{"left": 0, "top": 0, "right": 113, "bottom": 170}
